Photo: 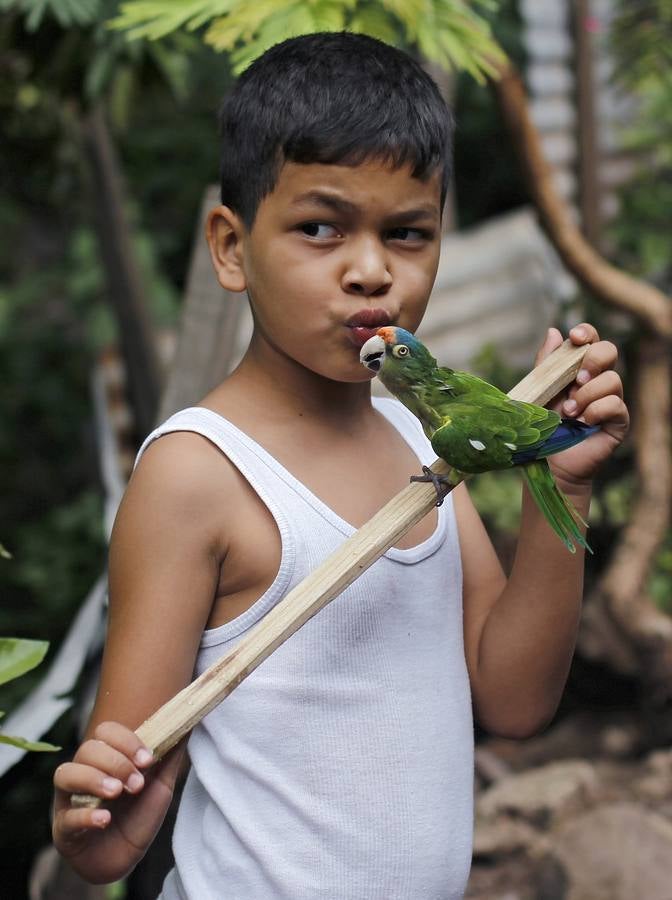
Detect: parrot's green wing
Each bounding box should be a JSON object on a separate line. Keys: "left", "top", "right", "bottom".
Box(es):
{"left": 421, "top": 368, "right": 562, "bottom": 474}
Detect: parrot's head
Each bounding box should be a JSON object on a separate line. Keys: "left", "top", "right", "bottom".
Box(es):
{"left": 359, "top": 326, "right": 437, "bottom": 390}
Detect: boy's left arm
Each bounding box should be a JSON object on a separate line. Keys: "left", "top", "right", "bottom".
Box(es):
{"left": 457, "top": 324, "right": 629, "bottom": 739}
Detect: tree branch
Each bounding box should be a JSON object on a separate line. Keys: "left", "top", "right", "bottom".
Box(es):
{"left": 490, "top": 63, "right": 672, "bottom": 340}
{"left": 581, "top": 342, "right": 672, "bottom": 690}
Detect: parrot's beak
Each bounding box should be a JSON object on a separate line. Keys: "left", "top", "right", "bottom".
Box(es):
{"left": 360, "top": 334, "right": 386, "bottom": 373}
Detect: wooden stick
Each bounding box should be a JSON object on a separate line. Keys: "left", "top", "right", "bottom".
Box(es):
{"left": 72, "top": 339, "right": 588, "bottom": 808}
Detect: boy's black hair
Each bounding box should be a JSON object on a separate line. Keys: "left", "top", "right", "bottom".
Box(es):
{"left": 219, "top": 32, "right": 454, "bottom": 227}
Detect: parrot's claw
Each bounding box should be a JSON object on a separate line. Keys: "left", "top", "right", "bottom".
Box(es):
{"left": 410, "top": 466, "right": 450, "bottom": 506}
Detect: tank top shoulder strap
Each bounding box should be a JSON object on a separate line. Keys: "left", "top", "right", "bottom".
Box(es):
{"left": 137, "top": 406, "right": 294, "bottom": 504}
{"left": 135, "top": 407, "right": 298, "bottom": 642}
{"left": 135, "top": 405, "right": 296, "bottom": 564}
{"left": 372, "top": 396, "right": 437, "bottom": 466}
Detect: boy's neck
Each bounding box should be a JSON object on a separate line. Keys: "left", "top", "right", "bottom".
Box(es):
{"left": 217, "top": 336, "right": 375, "bottom": 427}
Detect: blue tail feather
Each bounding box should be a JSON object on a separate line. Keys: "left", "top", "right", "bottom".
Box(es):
{"left": 512, "top": 420, "right": 599, "bottom": 465}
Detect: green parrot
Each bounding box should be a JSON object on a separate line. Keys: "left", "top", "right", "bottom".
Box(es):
{"left": 360, "top": 326, "right": 598, "bottom": 554}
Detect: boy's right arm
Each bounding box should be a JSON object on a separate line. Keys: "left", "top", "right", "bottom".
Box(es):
{"left": 52, "top": 433, "right": 230, "bottom": 883}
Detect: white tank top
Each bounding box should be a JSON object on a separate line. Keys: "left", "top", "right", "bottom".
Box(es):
{"left": 138, "top": 399, "right": 474, "bottom": 900}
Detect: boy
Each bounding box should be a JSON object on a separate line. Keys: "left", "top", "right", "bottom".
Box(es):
{"left": 52, "top": 32, "right": 628, "bottom": 898}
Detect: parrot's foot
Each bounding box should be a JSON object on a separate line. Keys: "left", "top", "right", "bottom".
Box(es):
{"left": 410, "top": 466, "right": 451, "bottom": 506}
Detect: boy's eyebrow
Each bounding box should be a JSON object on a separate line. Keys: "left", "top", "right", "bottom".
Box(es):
{"left": 291, "top": 190, "right": 439, "bottom": 221}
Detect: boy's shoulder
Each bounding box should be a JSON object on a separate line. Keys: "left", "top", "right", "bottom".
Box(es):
{"left": 124, "top": 425, "right": 241, "bottom": 533}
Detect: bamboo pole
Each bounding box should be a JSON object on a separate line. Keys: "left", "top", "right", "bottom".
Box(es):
{"left": 72, "top": 339, "right": 588, "bottom": 808}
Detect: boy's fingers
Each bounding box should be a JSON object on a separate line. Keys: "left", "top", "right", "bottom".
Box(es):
{"left": 569, "top": 323, "right": 600, "bottom": 346}
{"left": 90, "top": 721, "right": 153, "bottom": 767}
{"left": 576, "top": 395, "right": 630, "bottom": 432}
{"left": 54, "top": 762, "right": 123, "bottom": 801}
{"left": 74, "top": 739, "right": 145, "bottom": 794}
{"left": 534, "top": 327, "right": 563, "bottom": 366}
{"left": 572, "top": 339, "right": 618, "bottom": 386}
{"left": 562, "top": 371, "right": 624, "bottom": 417}
{"left": 54, "top": 805, "right": 111, "bottom": 842}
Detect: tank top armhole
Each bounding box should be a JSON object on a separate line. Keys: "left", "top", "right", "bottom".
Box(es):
{"left": 135, "top": 411, "right": 297, "bottom": 647}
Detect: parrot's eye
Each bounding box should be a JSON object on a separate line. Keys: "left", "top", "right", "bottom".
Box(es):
{"left": 393, "top": 345, "right": 410, "bottom": 358}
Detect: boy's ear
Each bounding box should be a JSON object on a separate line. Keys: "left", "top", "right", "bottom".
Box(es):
{"left": 206, "top": 205, "right": 247, "bottom": 293}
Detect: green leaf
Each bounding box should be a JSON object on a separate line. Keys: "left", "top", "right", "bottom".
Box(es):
{"left": 84, "top": 43, "right": 118, "bottom": 101}
{"left": 0, "top": 733, "right": 60, "bottom": 752}
{"left": 110, "top": 0, "right": 235, "bottom": 41}
{"left": 212, "top": 0, "right": 304, "bottom": 49}
{"left": 3, "top": 0, "right": 103, "bottom": 30}
{"left": 110, "top": 0, "right": 507, "bottom": 83}
{"left": 306, "top": 0, "right": 347, "bottom": 32}
{"left": 147, "top": 41, "right": 193, "bottom": 103}
{"left": 0, "top": 638, "right": 49, "bottom": 687}
{"left": 348, "top": 6, "right": 400, "bottom": 45}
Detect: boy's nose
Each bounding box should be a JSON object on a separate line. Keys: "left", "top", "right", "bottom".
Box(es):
{"left": 341, "top": 237, "right": 392, "bottom": 297}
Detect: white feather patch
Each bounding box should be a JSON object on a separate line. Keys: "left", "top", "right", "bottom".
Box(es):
{"left": 504, "top": 442, "right": 517, "bottom": 450}
{"left": 469, "top": 439, "right": 486, "bottom": 451}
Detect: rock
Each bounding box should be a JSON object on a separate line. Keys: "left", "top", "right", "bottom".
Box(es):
{"left": 646, "top": 748, "right": 672, "bottom": 776}
{"left": 634, "top": 748, "right": 672, "bottom": 804}
{"left": 599, "top": 723, "right": 639, "bottom": 758}
{"left": 473, "top": 817, "right": 541, "bottom": 858}
{"left": 634, "top": 771, "right": 671, "bottom": 802}
{"left": 477, "top": 760, "right": 598, "bottom": 828}
{"left": 540, "top": 803, "right": 672, "bottom": 900}
{"left": 466, "top": 853, "right": 546, "bottom": 900}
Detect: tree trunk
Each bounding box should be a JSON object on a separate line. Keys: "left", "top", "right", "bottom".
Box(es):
{"left": 82, "top": 105, "right": 163, "bottom": 441}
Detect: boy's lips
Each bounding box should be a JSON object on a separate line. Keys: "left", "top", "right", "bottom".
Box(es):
{"left": 345, "top": 309, "right": 393, "bottom": 348}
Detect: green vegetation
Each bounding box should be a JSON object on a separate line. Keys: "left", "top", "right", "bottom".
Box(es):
{"left": 111, "top": 0, "right": 506, "bottom": 80}
{"left": 0, "top": 638, "right": 59, "bottom": 751}
{"left": 0, "top": 6, "right": 230, "bottom": 894}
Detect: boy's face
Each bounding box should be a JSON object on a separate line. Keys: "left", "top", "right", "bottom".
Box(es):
{"left": 215, "top": 158, "right": 442, "bottom": 383}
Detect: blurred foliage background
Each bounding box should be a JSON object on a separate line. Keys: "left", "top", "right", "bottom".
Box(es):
{"left": 1, "top": 0, "right": 670, "bottom": 897}
{"left": 1, "top": 4, "right": 233, "bottom": 893}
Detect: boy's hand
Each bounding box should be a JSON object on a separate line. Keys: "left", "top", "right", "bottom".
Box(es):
{"left": 535, "top": 324, "right": 629, "bottom": 493}
{"left": 52, "top": 721, "right": 184, "bottom": 884}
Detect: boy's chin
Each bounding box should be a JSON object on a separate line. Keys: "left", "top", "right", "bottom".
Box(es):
{"left": 337, "top": 368, "right": 378, "bottom": 385}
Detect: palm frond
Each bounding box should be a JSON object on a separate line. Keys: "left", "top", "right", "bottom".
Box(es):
{"left": 110, "top": 0, "right": 506, "bottom": 82}
{"left": 109, "top": 0, "right": 235, "bottom": 41}
{"left": 0, "top": 0, "right": 103, "bottom": 29}
{"left": 348, "top": 4, "right": 401, "bottom": 45}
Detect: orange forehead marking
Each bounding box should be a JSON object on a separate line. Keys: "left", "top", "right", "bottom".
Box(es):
{"left": 378, "top": 326, "right": 396, "bottom": 344}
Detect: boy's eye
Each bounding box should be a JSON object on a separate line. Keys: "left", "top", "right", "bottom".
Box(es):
{"left": 300, "top": 222, "right": 340, "bottom": 239}
{"left": 387, "top": 227, "right": 429, "bottom": 242}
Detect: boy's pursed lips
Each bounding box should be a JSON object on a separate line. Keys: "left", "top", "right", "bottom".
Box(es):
{"left": 345, "top": 308, "right": 394, "bottom": 348}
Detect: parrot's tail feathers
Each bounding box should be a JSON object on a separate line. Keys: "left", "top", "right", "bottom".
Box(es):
{"left": 522, "top": 462, "right": 592, "bottom": 555}
{"left": 512, "top": 420, "right": 600, "bottom": 465}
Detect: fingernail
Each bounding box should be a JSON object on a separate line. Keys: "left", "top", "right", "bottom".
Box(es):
{"left": 92, "top": 810, "right": 110, "bottom": 827}
{"left": 134, "top": 748, "right": 153, "bottom": 766}
{"left": 576, "top": 369, "right": 591, "bottom": 385}
{"left": 102, "top": 776, "right": 122, "bottom": 794}
{"left": 126, "top": 772, "right": 144, "bottom": 792}
{"left": 564, "top": 399, "right": 578, "bottom": 415}
{"left": 573, "top": 327, "right": 587, "bottom": 340}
